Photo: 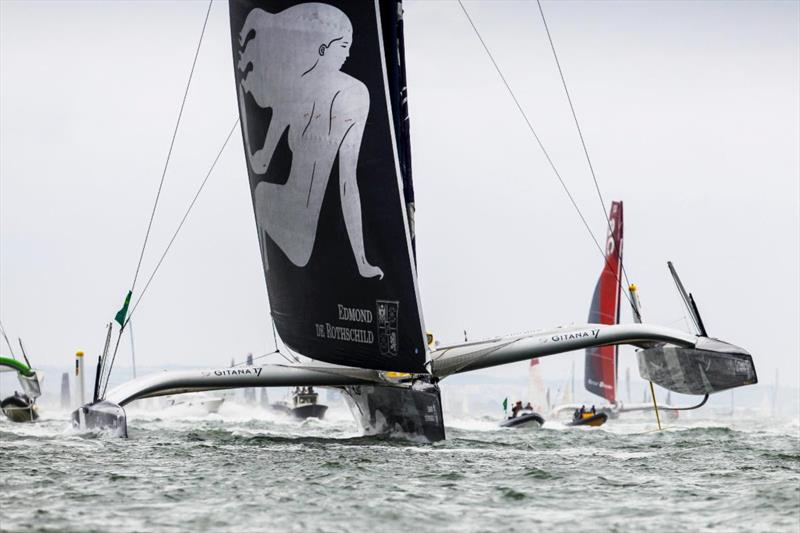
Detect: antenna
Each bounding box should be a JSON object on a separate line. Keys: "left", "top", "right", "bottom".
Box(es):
{"left": 628, "top": 284, "right": 643, "bottom": 324}
{"left": 17, "top": 338, "right": 32, "bottom": 367}
{"left": 625, "top": 287, "right": 663, "bottom": 430}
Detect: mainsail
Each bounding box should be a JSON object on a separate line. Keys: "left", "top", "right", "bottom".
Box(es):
{"left": 584, "top": 201, "right": 623, "bottom": 403}
{"left": 528, "top": 358, "right": 548, "bottom": 413}
{"left": 229, "top": 0, "right": 426, "bottom": 372}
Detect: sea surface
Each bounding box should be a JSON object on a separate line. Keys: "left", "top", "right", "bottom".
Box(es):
{"left": 1, "top": 402, "right": 798, "bottom": 533}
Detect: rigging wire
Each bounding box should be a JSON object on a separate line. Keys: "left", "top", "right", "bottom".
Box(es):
{"left": 100, "top": 0, "right": 213, "bottom": 399}
{"left": 456, "top": 1, "right": 635, "bottom": 310}
{"left": 100, "top": 118, "right": 239, "bottom": 399}
{"left": 228, "top": 317, "right": 299, "bottom": 367}
{"left": 228, "top": 320, "right": 301, "bottom": 367}
{"left": 124, "top": 119, "right": 240, "bottom": 324}
{"left": 129, "top": 0, "right": 214, "bottom": 296}
{"left": 230, "top": 349, "right": 293, "bottom": 368}
{"left": 99, "top": 328, "right": 124, "bottom": 400}
{"left": 271, "top": 318, "right": 279, "bottom": 353}
{"left": 96, "top": 322, "right": 116, "bottom": 401}
{"left": 535, "top": 0, "right": 633, "bottom": 290}
{"left": 272, "top": 319, "right": 300, "bottom": 364}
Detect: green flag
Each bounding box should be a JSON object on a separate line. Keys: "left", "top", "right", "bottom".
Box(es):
{"left": 114, "top": 290, "right": 132, "bottom": 327}
{"left": 502, "top": 397, "right": 508, "bottom": 412}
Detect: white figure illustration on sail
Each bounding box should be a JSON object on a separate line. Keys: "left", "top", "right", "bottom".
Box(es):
{"left": 237, "top": 3, "right": 383, "bottom": 280}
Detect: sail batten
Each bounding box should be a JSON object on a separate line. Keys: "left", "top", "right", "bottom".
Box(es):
{"left": 230, "top": 0, "right": 426, "bottom": 373}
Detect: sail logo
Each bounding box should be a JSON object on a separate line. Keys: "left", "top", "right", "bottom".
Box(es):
{"left": 551, "top": 329, "right": 600, "bottom": 342}
{"left": 376, "top": 300, "right": 399, "bottom": 357}
{"left": 338, "top": 305, "right": 373, "bottom": 323}
{"left": 315, "top": 304, "right": 375, "bottom": 344}
{"left": 606, "top": 205, "right": 619, "bottom": 256}
{"left": 318, "top": 323, "right": 374, "bottom": 344}
{"left": 236, "top": 3, "right": 383, "bottom": 280}
{"left": 587, "top": 378, "right": 612, "bottom": 390}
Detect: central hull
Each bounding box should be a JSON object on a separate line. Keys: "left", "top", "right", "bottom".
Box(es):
{"left": 342, "top": 381, "right": 445, "bottom": 442}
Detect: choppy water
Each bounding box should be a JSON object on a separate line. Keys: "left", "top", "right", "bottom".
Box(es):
{"left": 1, "top": 403, "right": 798, "bottom": 532}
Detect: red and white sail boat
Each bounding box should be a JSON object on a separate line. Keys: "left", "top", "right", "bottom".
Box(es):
{"left": 584, "top": 201, "right": 624, "bottom": 411}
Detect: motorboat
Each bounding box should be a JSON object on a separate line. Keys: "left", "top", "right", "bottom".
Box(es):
{"left": 500, "top": 409, "right": 545, "bottom": 429}
{"left": 272, "top": 388, "right": 328, "bottom": 420}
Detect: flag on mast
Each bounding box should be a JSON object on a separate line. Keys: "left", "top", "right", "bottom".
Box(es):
{"left": 114, "top": 291, "right": 132, "bottom": 327}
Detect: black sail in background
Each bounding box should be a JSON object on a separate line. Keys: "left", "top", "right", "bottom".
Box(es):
{"left": 229, "top": 0, "right": 426, "bottom": 373}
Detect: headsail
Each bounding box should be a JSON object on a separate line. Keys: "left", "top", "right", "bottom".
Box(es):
{"left": 229, "top": 0, "right": 426, "bottom": 372}
{"left": 584, "top": 201, "right": 623, "bottom": 403}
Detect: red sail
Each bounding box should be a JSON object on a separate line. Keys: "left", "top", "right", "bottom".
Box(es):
{"left": 584, "top": 202, "right": 624, "bottom": 403}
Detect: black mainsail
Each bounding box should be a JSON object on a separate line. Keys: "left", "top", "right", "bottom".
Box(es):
{"left": 229, "top": 0, "right": 426, "bottom": 373}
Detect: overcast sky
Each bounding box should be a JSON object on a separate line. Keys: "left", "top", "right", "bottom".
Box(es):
{"left": 1, "top": 0, "right": 798, "bottom": 393}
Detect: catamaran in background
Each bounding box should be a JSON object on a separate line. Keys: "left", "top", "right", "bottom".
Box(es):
{"left": 0, "top": 359, "right": 40, "bottom": 423}
{"left": 0, "top": 323, "right": 41, "bottom": 423}
{"left": 72, "top": 0, "right": 757, "bottom": 441}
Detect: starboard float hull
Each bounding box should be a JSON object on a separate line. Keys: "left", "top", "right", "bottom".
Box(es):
{"left": 500, "top": 412, "right": 545, "bottom": 429}
{"left": 342, "top": 381, "right": 445, "bottom": 442}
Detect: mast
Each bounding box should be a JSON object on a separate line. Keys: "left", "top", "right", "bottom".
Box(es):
{"left": 625, "top": 367, "right": 631, "bottom": 403}
{"left": 60, "top": 372, "right": 71, "bottom": 409}
{"left": 772, "top": 368, "right": 779, "bottom": 417}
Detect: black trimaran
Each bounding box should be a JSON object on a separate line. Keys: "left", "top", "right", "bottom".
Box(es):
{"left": 73, "top": 0, "right": 757, "bottom": 440}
